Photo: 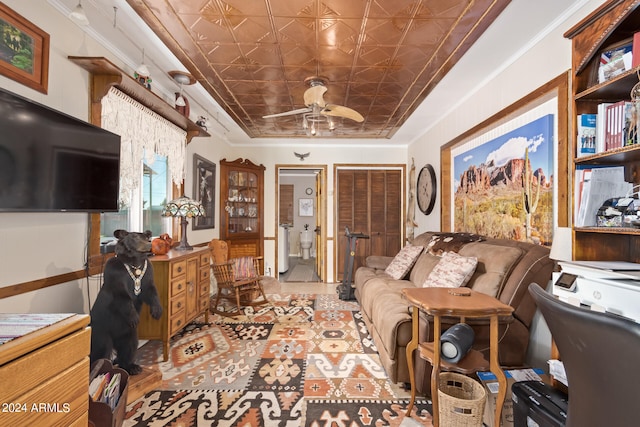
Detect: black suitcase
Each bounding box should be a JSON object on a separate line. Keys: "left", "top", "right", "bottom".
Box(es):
{"left": 512, "top": 380, "right": 568, "bottom": 427}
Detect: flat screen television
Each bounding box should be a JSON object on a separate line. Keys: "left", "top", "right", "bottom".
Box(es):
{"left": 0, "top": 87, "right": 121, "bottom": 212}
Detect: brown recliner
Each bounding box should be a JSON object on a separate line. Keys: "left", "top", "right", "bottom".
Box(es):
{"left": 529, "top": 282, "right": 640, "bottom": 427}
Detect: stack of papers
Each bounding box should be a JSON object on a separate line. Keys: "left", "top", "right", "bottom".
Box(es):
{"left": 575, "top": 166, "right": 632, "bottom": 227}
{"left": 89, "top": 371, "right": 121, "bottom": 410}
{"left": 548, "top": 359, "right": 568, "bottom": 387}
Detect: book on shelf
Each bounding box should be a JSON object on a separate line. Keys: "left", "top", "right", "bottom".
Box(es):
{"left": 576, "top": 114, "right": 597, "bottom": 157}
{"left": 596, "top": 102, "right": 612, "bottom": 153}
{"left": 605, "top": 100, "right": 627, "bottom": 150}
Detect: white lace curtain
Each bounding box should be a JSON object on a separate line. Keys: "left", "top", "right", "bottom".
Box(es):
{"left": 101, "top": 87, "right": 187, "bottom": 207}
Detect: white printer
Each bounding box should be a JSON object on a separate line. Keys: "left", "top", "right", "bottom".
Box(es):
{"left": 552, "top": 261, "right": 640, "bottom": 322}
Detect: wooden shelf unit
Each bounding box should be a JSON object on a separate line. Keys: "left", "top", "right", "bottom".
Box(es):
{"left": 219, "top": 158, "right": 265, "bottom": 261}
{"left": 566, "top": 0, "right": 640, "bottom": 263}
{"left": 68, "top": 56, "right": 209, "bottom": 142}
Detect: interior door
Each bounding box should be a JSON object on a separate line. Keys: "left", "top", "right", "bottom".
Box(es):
{"left": 315, "top": 171, "right": 323, "bottom": 281}
{"left": 336, "top": 168, "right": 403, "bottom": 282}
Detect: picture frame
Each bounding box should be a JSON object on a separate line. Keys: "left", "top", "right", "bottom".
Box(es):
{"left": 299, "top": 198, "right": 314, "bottom": 217}
{"left": 441, "top": 73, "right": 570, "bottom": 246}
{"left": 0, "top": 3, "right": 49, "bottom": 94}
{"left": 193, "top": 154, "right": 215, "bottom": 230}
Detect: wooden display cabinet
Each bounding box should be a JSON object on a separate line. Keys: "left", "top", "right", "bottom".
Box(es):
{"left": 565, "top": 0, "right": 640, "bottom": 263}
{"left": 138, "top": 247, "right": 211, "bottom": 361}
{"left": 219, "top": 158, "right": 265, "bottom": 260}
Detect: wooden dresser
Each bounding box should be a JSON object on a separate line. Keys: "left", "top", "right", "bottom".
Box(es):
{"left": 138, "top": 246, "right": 211, "bottom": 361}
{"left": 0, "top": 314, "right": 91, "bottom": 426}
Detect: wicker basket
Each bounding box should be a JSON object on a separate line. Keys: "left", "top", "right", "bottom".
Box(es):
{"left": 437, "top": 372, "right": 486, "bottom": 427}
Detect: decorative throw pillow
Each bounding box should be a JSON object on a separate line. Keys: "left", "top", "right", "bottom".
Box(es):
{"left": 384, "top": 245, "right": 424, "bottom": 280}
{"left": 233, "top": 256, "right": 257, "bottom": 280}
{"left": 422, "top": 251, "right": 478, "bottom": 288}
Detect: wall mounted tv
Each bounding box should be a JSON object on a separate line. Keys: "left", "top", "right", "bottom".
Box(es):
{"left": 0, "top": 87, "right": 121, "bottom": 212}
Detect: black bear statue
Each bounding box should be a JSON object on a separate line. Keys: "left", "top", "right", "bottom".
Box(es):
{"left": 90, "top": 229, "right": 163, "bottom": 375}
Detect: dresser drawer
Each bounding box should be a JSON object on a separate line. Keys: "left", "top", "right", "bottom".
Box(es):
{"left": 2, "top": 358, "right": 89, "bottom": 426}
{"left": 199, "top": 251, "right": 210, "bottom": 267}
{"left": 0, "top": 327, "right": 90, "bottom": 402}
{"left": 171, "top": 260, "right": 187, "bottom": 278}
{"left": 200, "top": 281, "right": 210, "bottom": 297}
{"left": 170, "top": 312, "right": 186, "bottom": 335}
{"left": 170, "top": 294, "right": 186, "bottom": 316}
{"left": 200, "top": 297, "right": 210, "bottom": 312}
{"left": 170, "top": 278, "right": 186, "bottom": 297}
{"left": 199, "top": 267, "right": 210, "bottom": 283}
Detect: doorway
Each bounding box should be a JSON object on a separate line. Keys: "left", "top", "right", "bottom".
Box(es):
{"left": 276, "top": 165, "right": 326, "bottom": 283}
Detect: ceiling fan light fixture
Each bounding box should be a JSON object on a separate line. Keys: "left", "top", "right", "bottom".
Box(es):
{"left": 69, "top": 1, "right": 90, "bottom": 26}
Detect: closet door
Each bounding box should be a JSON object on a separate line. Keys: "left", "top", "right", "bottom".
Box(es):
{"left": 336, "top": 169, "right": 402, "bottom": 281}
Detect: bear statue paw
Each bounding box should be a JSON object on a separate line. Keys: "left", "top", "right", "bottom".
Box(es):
{"left": 122, "top": 363, "right": 143, "bottom": 375}
{"left": 151, "top": 305, "right": 163, "bottom": 320}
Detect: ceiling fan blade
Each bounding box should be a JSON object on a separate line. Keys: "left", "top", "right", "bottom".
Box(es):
{"left": 304, "top": 85, "right": 327, "bottom": 107}
{"left": 321, "top": 104, "right": 364, "bottom": 122}
{"left": 262, "top": 107, "right": 311, "bottom": 119}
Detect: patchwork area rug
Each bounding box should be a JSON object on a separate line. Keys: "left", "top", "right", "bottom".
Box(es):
{"left": 124, "top": 293, "right": 433, "bottom": 426}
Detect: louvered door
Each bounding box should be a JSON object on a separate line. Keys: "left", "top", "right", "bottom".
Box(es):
{"left": 336, "top": 168, "right": 402, "bottom": 282}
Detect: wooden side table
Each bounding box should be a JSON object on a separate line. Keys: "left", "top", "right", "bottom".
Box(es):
{"left": 402, "top": 287, "right": 514, "bottom": 427}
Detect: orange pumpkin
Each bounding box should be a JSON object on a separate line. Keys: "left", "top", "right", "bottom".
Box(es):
{"left": 151, "top": 233, "right": 173, "bottom": 255}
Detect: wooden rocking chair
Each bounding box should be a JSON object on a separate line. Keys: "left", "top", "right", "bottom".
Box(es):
{"left": 208, "top": 239, "right": 269, "bottom": 316}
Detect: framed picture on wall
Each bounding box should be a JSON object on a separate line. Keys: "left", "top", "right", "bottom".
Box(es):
{"left": 193, "top": 154, "right": 215, "bottom": 230}
{"left": 0, "top": 3, "right": 49, "bottom": 94}
{"left": 299, "top": 198, "right": 313, "bottom": 217}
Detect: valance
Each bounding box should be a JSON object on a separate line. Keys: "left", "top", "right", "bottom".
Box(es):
{"left": 101, "top": 87, "right": 186, "bottom": 207}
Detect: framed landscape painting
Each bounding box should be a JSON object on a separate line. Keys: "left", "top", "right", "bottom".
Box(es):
{"left": 441, "top": 73, "right": 570, "bottom": 247}
{"left": 0, "top": 3, "right": 49, "bottom": 94}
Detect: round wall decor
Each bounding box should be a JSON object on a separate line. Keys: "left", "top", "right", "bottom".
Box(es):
{"left": 305, "top": 187, "right": 313, "bottom": 195}
{"left": 417, "top": 164, "right": 437, "bottom": 215}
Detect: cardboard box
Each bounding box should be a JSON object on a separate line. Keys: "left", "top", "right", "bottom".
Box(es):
{"left": 477, "top": 368, "right": 549, "bottom": 427}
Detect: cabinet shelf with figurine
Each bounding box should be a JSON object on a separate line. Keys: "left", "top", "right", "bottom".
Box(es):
{"left": 566, "top": 0, "right": 640, "bottom": 262}
{"left": 220, "top": 158, "right": 265, "bottom": 260}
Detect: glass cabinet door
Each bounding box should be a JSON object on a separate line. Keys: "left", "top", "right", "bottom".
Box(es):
{"left": 226, "top": 170, "right": 259, "bottom": 234}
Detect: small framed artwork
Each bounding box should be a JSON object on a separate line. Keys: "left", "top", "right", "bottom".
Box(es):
{"left": 193, "top": 154, "right": 216, "bottom": 230}
{"left": 299, "top": 198, "right": 314, "bottom": 217}
{"left": 0, "top": 3, "right": 49, "bottom": 94}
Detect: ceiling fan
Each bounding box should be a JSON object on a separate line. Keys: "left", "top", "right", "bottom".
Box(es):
{"left": 262, "top": 77, "right": 364, "bottom": 135}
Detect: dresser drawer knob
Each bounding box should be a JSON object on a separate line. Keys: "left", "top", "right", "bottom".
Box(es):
{"left": 177, "top": 302, "right": 182, "bottom": 309}
{"left": 177, "top": 266, "right": 183, "bottom": 273}
{"left": 178, "top": 284, "right": 182, "bottom": 290}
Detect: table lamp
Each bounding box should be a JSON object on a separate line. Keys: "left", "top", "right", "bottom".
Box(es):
{"left": 162, "top": 195, "right": 205, "bottom": 250}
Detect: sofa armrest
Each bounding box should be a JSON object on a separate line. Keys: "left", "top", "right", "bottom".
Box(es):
{"left": 366, "top": 255, "right": 394, "bottom": 270}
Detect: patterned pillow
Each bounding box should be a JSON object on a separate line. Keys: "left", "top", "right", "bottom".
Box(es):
{"left": 422, "top": 251, "right": 478, "bottom": 288}
{"left": 233, "top": 256, "right": 257, "bottom": 280}
{"left": 384, "top": 245, "right": 424, "bottom": 280}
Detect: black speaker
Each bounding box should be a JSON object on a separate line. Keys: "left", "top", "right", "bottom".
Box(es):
{"left": 440, "top": 322, "right": 474, "bottom": 363}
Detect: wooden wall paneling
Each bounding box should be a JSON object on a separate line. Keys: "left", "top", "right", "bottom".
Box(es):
{"left": 385, "top": 170, "right": 402, "bottom": 255}
{"left": 279, "top": 184, "right": 294, "bottom": 225}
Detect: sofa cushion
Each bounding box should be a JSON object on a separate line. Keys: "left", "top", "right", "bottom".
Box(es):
{"left": 409, "top": 252, "right": 442, "bottom": 286}
{"left": 458, "top": 242, "right": 524, "bottom": 297}
{"left": 384, "top": 244, "right": 424, "bottom": 279}
{"left": 422, "top": 251, "right": 478, "bottom": 288}
{"left": 366, "top": 255, "right": 394, "bottom": 270}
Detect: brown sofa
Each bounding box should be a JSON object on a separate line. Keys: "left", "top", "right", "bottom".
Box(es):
{"left": 353, "top": 231, "right": 553, "bottom": 394}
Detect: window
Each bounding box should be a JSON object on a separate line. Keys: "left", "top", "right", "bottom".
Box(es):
{"left": 101, "top": 153, "right": 170, "bottom": 239}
